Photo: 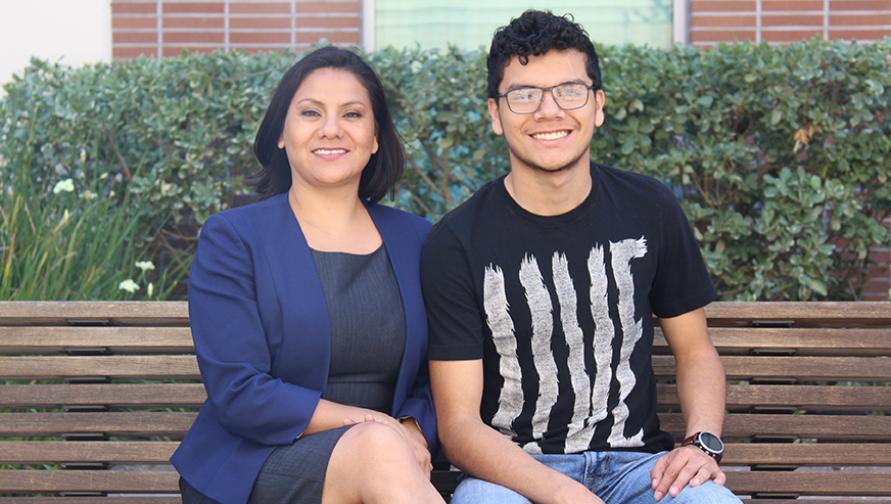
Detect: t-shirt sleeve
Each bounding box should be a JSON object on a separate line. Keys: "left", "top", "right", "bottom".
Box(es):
{"left": 650, "top": 190, "right": 717, "bottom": 318}
{"left": 421, "top": 222, "right": 486, "bottom": 360}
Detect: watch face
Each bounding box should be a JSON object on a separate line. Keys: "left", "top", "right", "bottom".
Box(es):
{"left": 700, "top": 432, "right": 724, "bottom": 452}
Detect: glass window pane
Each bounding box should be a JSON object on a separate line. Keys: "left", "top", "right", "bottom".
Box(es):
{"left": 375, "top": 1, "right": 673, "bottom": 50}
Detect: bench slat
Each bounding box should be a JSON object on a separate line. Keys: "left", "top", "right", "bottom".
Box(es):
{"left": 726, "top": 471, "right": 891, "bottom": 495}
{"left": 2, "top": 469, "right": 890, "bottom": 495}
{"left": 0, "top": 442, "right": 178, "bottom": 463}
{"left": 0, "top": 413, "right": 194, "bottom": 436}
{"left": 0, "top": 384, "right": 205, "bottom": 407}
{"left": 2, "top": 326, "right": 888, "bottom": 356}
{"left": 2, "top": 412, "right": 889, "bottom": 441}
{"left": 653, "top": 355, "right": 891, "bottom": 381}
{"left": 2, "top": 301, "right": 889, "bottom": 326}
{"left": 0, "top": 327, "right": 193, "bottom": 354}
{"left": 0, "top": 302, "right": 188, "bottom": 326}
{"left": 4, "top": 355, "right": 890, "bottom": 381}
{"left": 2, "top": 441, "right": 887, "bottom": 466}
{"left": 655, "top": 327, "right": 891, "bottom": 356}
{"left": 658, "top": 384, "right": 891, "bottom": 410}
{"left": 0, "top": 356, "right": 199, "bottom": 379}
{"left": 703, "top": 301, "right": 891, "bottom": 326}
{"left": 660, "top": 413, "right": 891, "bottom": 441}
{"left": 0, "top": 470, "right": 178, "bottom": 493}
{"left": 0, "top": 499, "right": 182, "bottom": 504}
{"left": 722, "top": 443, "right": 891, "bottom": 465}
{"left": 4, "top": 383, "right": 886, "bottom": 411}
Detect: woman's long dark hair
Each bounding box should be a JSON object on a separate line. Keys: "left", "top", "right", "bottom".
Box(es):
{"left": 252, "top": 46, "right": 404, "bottom": 204}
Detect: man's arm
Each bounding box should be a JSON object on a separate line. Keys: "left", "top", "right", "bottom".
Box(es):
{"left": 650, "top": 307, "right": 727, "bottom": 501}
{"left": 430, "top": 359, "right": 603, "bottom": 504}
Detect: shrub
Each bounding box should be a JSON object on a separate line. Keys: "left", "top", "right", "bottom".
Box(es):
{"left": 0, "top": 40, "right": 888, "bottom": 300}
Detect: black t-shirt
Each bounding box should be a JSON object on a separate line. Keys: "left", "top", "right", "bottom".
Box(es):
{"left": 422, "top": 162, "right": 716, "bottom": 455}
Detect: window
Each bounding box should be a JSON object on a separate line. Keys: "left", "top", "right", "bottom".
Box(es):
{"left": 372, "top": 1, "right": 674, "bottom": 50}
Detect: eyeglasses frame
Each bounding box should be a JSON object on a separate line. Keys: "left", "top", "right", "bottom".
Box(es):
{"left": 496, "top": 82, "right": 598, "bottom": 115}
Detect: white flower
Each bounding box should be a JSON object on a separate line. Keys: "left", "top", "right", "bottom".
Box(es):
{"left": 81, "top": 190, "right": 96, "bottom": 200}
{"left": 118, "top": 279, "right": 139, "bottom": 293}
{"left": 147, "top": 282, "right": 154, "bottom": 298}
{"left": 80, "top": 149, "right": 87, "bottom": 164}
{"left": 53, "top": 178, "right": 75, "bottom": 194}
{"left": 135, "top": 260, "right": 155, "bottom": 272}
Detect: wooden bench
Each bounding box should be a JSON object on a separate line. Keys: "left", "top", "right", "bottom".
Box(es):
{"left": 1, "top": 301, "right": 890, "bottom": 503}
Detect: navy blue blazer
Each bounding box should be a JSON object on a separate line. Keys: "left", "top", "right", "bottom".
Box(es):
{"left": 171, "top": 193, "right": 436, "bottom": 504}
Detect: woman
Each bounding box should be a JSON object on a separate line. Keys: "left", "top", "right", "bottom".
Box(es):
{"left": 171, "top": 46, "right": 443, "bottom": 504}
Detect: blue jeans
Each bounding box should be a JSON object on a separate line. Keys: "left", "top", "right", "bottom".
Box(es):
{"left": 451, "top": 451, "right": 741, "bottom": 504}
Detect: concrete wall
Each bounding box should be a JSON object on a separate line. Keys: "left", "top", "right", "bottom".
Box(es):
{"left": 0, "top": 0, "right": 112, "bottom": 89}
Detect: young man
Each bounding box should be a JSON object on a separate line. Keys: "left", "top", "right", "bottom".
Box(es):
{"left": 422, "top": 10, "right": 742, "bottom": 504}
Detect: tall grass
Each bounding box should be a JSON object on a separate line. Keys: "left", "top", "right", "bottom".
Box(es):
{"left": 0, "top": 113, "right": 189, "bottom": 300}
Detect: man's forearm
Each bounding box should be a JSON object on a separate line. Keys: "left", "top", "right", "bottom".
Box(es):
{"left": 439, "top": 416, "right": 585, "bottom": 503}
{"left": 675, "top": 347, "right": 726, "bottom": 436}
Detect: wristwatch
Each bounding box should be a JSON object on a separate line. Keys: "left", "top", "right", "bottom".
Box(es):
{"left": 682, "top": 431, "right": 724, "bottom": 463}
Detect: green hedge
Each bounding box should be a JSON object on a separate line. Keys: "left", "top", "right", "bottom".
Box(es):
{"left": 1, "top": 40, "right": 889, "bottom": 300}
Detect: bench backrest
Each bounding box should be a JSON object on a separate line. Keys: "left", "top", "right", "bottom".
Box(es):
{"left": 1, "top": 301, "right": 890, "bottom": 502}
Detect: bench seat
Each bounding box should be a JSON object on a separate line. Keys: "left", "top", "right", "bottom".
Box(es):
{"left": 1, "top": 301, "right": 890, "bottom": 502}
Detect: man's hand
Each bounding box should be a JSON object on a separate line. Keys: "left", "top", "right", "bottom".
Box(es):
{"left": 650, "top": 445, "right": 725, "bottom": 500}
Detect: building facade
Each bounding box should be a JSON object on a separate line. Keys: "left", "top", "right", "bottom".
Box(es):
{"left": 110, "top": 0, "right": 891, "bottom": 58}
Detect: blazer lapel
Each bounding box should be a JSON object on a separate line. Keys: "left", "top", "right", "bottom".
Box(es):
{"left": 266, "top": 193, "right": 331, "bottom": 390}
{"left": 369, "top": 205, "right": 426, "bottom": 409}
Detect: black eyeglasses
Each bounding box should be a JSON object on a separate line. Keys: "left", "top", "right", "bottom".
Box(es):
{"left": 497, "top": 83, "right": 596, "bottom": 114}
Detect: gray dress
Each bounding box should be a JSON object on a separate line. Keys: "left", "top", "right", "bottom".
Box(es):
{"left": 181, "top": 245, "right": 406, "bottom": 504}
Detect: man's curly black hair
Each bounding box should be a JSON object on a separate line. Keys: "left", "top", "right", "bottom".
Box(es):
{"left": 487, "top": 10, "right": 602, "bottom": 100}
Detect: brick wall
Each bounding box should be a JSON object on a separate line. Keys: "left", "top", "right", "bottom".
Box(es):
{"left": 690, "top": 0, "right": 891, "bottom": 46}
{"left": 112, "top": 0, "right": 361, "bottom": 59}
{"left": 863, "top": 217, "right": 891, "bottom": 300}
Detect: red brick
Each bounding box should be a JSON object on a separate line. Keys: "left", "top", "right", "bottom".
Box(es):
{"left": 230, "top": 1, "right": 291, "bottom": 14}
{"left": 830, "top": 0, "right": 891, "bottom": 10}
{"left": 230, "top": 45, "right": 291, "bottom": 54}
{"left": 691, "top": 1, "right": 756, "bottom": 13}
{"left": 163, "top": 2, "right": 224, "bottom": 14}
{"left": 230, "top": 16, "right": 292, "bottom": 29}
{"left": 230, "top": 31, "right": 291, "bottom": 44}
{"left": 298, "top": 16, "right": 360, "bottom": 29}
{"left": 114, "top": 31, "right": 159, "bottom": 43}
{"left": 296, "top": 1, "right": 360, "bottom": 14}
{"left": 113, "top": 46, "right": 157, "bottom": 59}
{"left": 863, "top": 291, "right": 890, "bottom": 301}
{"left": 163, "top": 16, "right": 225, "bottom": 29}
{"left": 762, "top": 14, "right": 824, "bottom": 26}
{"left": 112, "top": 2, "right": 156, "bottom": 14}
{"left": 296, "top": 30, "right": 359, "bottom": 44}
{"left": 761, "top": 29, "right": 823, "bottom": 41}
{"left": 692, "top": 15, "right": 757, "bottom": 28}
{"left": 162, "top": 46, "right": 220, "bottom": 57}
{"left": 690, "top": 29, "right": 757, "bottom": 42}
{"left": 163, "top": 31, "right": 225, "bottom": 43}
{"left": 830, "top": 14, "right": 891, "bottom": 26}
{"left": 764, "top": 1, "right": 825, "bottom": 10}
{"left": 112, "top": 15, "right": 158, "bottom": 29}
{"left": 829, "top": 28, "right": 891, "bottom": 39}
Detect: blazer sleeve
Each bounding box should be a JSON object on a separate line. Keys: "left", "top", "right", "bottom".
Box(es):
{"left": 189, "top": 214, "right": 321, "bottom": 446}
{"left": 396, "top": 364, "right": 438, "bottom": 452}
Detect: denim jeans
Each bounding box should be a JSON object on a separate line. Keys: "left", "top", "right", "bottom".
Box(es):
{"left": 450, "top": 451, "right": 741, "bottom": 504}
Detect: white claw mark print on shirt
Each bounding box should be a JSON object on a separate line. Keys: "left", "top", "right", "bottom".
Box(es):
{"left": 607, "top": 237, "right": 647, "bottom": 448}
{"left": 518, "top": 255, "right": 558, "bottom": 454}
{"left": 483, "top": 265, "right": 524, "bottom": 437}
{"left": 482, "top": 237, "right": 649, "bottom": 453}
{"left": 552, "top": 252, "right": 590, "bottom": 453}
